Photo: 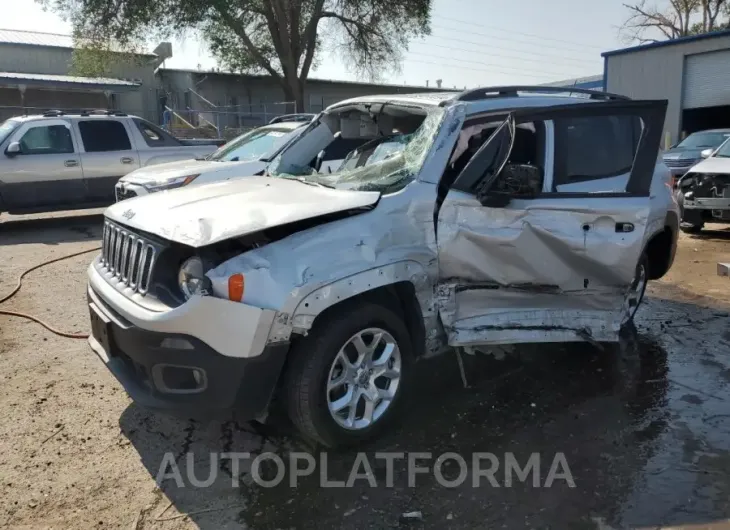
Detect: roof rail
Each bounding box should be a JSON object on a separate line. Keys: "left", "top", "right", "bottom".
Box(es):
{"left": 268, "top": 113, "right": 315, "bottom": 124}
{"left": 42, "top": 110, "right": 65, "bottom": 117}
{"left": 453, "top": 86, "right": 630, "bottom": 102}
{"left": 79, "top": 109, "right": 128, "bottom": 117}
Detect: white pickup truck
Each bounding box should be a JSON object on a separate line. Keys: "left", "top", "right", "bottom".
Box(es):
{"left": 0, "top": 110, "right": 221, "bottom": 215}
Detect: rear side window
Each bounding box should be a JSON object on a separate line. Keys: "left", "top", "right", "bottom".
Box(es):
{"left": 78, "top": 120, "right": 131, "bottom": 152}
{"left": 140, "top": 122, "right": 161, "bottom": 141}
{"left": 553, "top": 115, "right": 641, "bottom": 186}
{"left": 133, "top": 118, "right": 181, "bottom": 147}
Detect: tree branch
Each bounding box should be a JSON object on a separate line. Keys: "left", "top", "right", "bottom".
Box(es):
{"left": 299, "top": 0, "right": 326, "bottom": 80}
{"left": 213, "top": 6, "right": 282, "bottom": 81}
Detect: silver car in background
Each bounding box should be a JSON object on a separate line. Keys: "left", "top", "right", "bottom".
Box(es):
{"left": 0, "top": 110, "right": 219, "bottom": 215}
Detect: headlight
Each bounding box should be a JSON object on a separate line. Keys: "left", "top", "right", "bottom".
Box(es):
{"left": 178, "top": 256, "right": 210, "bottom": 299}
{"left": 143, "top": 174, "right": 200, "bottom": 192}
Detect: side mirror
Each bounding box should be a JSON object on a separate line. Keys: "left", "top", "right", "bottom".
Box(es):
{"left": 5, "top": 141, "right": 20, "bottom": 156}
{"left": 700, "top": 148, "right": 713, "bottom": 159}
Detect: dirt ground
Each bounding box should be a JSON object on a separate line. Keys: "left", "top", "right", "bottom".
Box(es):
{"left": 1, "top": 210, "right": 729, "bottom": 530}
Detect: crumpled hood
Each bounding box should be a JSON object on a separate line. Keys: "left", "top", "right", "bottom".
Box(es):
{"left": 119, "top": 159, "right": 259, "bottom": 185}
{"left": 684, "top": 156, "right": 730, "bottom": 175}
{"left": 104, "top": 176, "right": 381, "bottom": 247}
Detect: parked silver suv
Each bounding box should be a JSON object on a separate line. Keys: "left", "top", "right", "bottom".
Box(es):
{"left": 0, "top": 110, "right": 218, "bottom": 215}
{"left": 87, "top": 87, "right": 679, "bottom": 448}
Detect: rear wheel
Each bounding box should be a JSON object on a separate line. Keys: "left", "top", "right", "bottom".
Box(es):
{"left": 621, "top": 253, "right": 648, "bottom": 327}
{"left": 284, "top": 302, "right": 413, "bottom": 448}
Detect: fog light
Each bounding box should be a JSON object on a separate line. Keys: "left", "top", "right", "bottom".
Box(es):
{"left": 151, "top": 364, "right": 207, "bottom": 394}
{"left": 159, "top": 337, "right": 194, "bottom": 350}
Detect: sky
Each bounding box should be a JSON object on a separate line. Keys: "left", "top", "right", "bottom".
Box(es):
{"left": 6, "top": 0, "right": 633, "bottom": 87}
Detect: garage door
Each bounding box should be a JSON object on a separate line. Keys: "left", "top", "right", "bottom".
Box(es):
{"left": 683, "top": 49, "right": 730, "bottom": 109}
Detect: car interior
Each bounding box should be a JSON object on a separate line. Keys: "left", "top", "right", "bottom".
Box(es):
{"left": 442, "top": 120, "right": 545, "bottom": 200}
{"left": 303, "top": 107, "right": 429, "bottom": 174}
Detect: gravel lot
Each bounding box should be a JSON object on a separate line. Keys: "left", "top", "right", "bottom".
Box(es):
{"left": 1, "top": 210, "right": 730, "bottom": 529}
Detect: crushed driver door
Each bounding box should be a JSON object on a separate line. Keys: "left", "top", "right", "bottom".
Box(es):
{"left": 434, "top": 99, "right": 667, "bottom": 346}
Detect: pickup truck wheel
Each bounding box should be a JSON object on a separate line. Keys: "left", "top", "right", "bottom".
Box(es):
{"left": 621, "top": 253, "right": 649, "bottom": 328}
{"left": 284, "top": 302, "right": 413, "bottom": 448}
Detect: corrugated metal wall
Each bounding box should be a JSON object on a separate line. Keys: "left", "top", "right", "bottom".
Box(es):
{"left": 0, "top": 43, "right": 158, "bottom": 121}
{"left": 605, "top": 34, "right": 730, "bottom": 144}
{"left": 683, "top": 49, "right": 730, "bottom": 109}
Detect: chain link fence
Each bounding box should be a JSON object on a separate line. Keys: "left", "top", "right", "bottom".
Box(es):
{"left": 0, "top": 100, "right": 301, "bottom": 142}
{"left": 163, "top": 100, "right": 299, "bottom": 140}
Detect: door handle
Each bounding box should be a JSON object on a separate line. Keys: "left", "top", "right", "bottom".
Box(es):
{"left": 120, "top": 157, "right": 134, "bottom": 164}
{"left": 616, "top": 222, "right": 635, "bottom": 233}
{"left": 64, "top": 159, "right": 79, "bottom": 167}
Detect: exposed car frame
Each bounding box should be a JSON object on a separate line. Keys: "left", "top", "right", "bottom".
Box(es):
{"left": 676, "top": 134, "right": 730, "bottom": 232}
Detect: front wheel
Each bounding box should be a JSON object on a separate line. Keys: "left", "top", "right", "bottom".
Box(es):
{"left": 621, "top": 253, "right": 649, "bottom": 327}
{"left": 284, "top": 302, "right": 413, "bottom": 448}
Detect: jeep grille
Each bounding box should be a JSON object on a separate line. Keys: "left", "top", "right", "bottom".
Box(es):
{"left": 100, "top": 220, "right": 157, "bottom": 295}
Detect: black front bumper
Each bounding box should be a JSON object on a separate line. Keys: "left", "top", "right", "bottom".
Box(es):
{"left": 87, "top": 289, "right": 289, "bottom": 421}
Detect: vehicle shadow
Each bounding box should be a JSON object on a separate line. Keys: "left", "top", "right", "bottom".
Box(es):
{"left": 118, "top": 325, "right": 675, "bottom": 529}
{"left": 685, "top": 226, "right": 730, "bottom": 241}
{"left": 0, "top": 213, "right": 103, "bottom": 245}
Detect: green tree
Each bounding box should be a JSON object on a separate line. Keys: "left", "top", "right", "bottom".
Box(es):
{"left": 43, "top": 0, "right": 432, "bottom": 111}
{"left": 621, "top": 0, "right": 729, "bottom": 43}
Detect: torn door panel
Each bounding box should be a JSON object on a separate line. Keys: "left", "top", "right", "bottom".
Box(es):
{"left": 437, "top": 196, "right": 650, "bottom": 290}
{"left": 437, "top": 283, "right": 623, "bottom": 345}
{"left": 444, "top": 311, "right": 620, "bottom": 346}
{"left": 435, "top": 195, "right": 650, "bottom": 345}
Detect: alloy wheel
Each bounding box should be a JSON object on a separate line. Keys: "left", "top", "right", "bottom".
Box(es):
{"left": 326, "top": 327, "right": 402, "bottom": 430}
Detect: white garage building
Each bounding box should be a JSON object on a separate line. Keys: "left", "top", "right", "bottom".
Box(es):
{"left": 603, "top": 29, "right": 730, "bottom": 146}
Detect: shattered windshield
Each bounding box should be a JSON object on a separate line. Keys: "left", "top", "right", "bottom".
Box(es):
{"left": 209, "top": 125, "right": 301, "bottom": 162}
{"left": 713, "top": 137, "right": 730, "bottom": 158}
{"left": 271, "top": 108, "right": 445, "bottom": 194}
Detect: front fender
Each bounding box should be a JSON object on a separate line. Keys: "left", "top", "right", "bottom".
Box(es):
{"left": 267, "top": 260, "right": 435, "bottom": 342}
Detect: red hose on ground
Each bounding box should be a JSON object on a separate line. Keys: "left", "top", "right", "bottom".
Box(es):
{"left": 0, "top": 247, "right": 102, "bottom": 339}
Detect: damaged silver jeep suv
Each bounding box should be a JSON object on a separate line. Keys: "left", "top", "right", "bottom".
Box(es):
{"left": 86, "top": 86, "right": 679, "bottom": 448}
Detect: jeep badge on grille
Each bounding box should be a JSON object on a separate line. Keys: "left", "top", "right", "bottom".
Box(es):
{"left": 122, "top": 209, "right": 135, "bottom": 220}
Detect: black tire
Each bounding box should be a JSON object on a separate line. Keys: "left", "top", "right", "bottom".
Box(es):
{"left": 679, "top": 223, "right": 703, "bottom": 234}
{"left": 284, "top": 301, "right": 413, "bottom": 448}
{"left": 676, "top": 190, "right": 704, "bottom": 233}
{"left": 623, "top": 252, "right": 649, "bottom": 327}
